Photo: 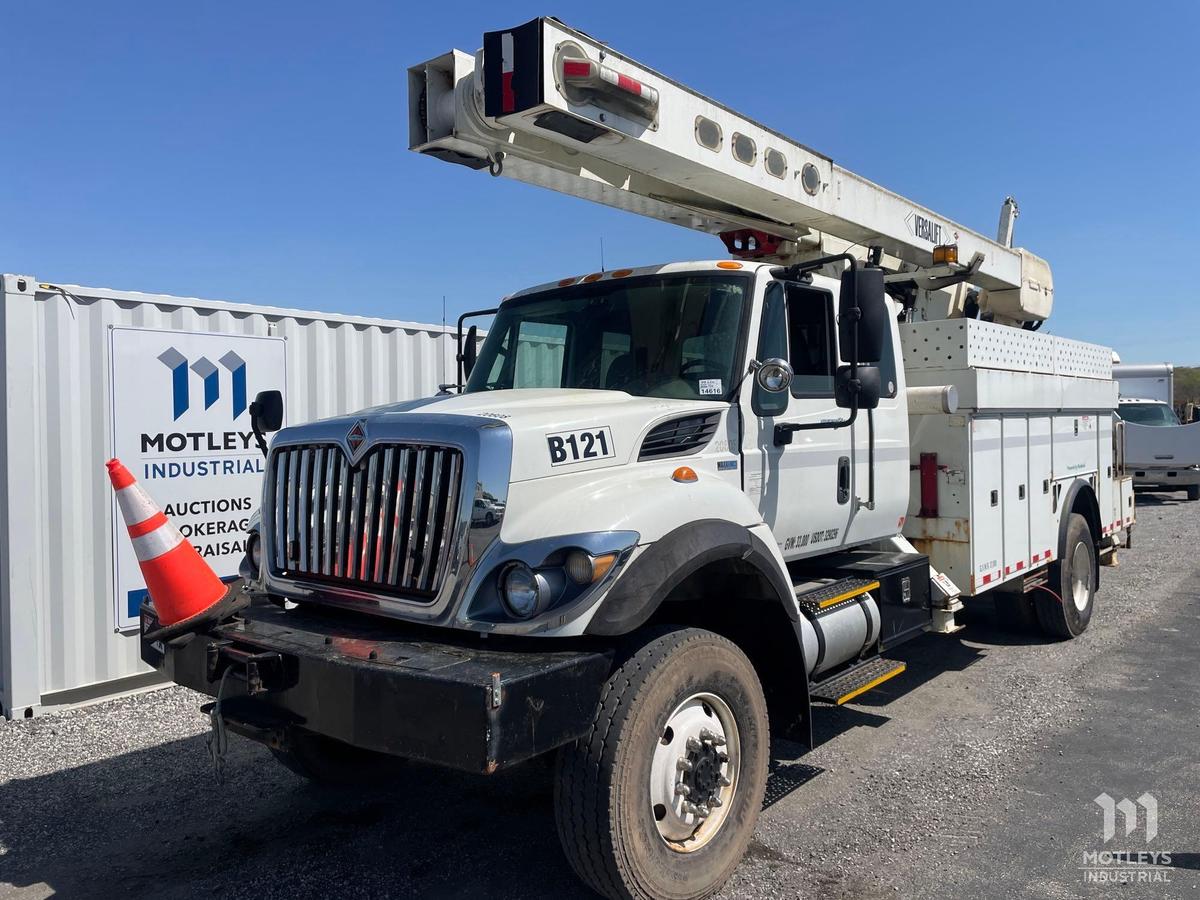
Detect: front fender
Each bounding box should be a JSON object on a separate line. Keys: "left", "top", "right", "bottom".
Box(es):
{"left": 585, "top": 518, "right": 797, "bottom": 636}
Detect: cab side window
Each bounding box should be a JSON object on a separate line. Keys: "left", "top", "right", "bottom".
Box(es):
{"left": 784, "top": 284, "right": 836, "bottom": 397}
{"left": 876, "top": 314, "right": 899, "bottom": 398}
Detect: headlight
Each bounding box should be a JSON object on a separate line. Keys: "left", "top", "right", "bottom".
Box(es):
{"left": 500, "top": 563, "right": 546, "bottom": 619}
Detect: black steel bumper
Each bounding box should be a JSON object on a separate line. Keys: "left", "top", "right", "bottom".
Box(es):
{"left": 140, "top": 598, "right": 613, "bottom": 774}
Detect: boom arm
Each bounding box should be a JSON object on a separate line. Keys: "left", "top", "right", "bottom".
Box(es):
{"left": 409, "top": 17, "right": 1052, "bottom": 323}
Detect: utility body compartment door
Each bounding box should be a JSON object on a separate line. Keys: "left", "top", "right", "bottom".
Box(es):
{"left": 1001, "top": 418, "right": 1029, "bottom": 578}
{"left": 1028, "top": 417, "right": 1056, "bottom": 566}
{"left": 969, "top": 418, "right": 1004, "bottom": 590}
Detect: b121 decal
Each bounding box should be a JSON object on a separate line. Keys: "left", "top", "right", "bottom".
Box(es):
{"left": 547, "top": 426, "right": 615, "bottom": 466}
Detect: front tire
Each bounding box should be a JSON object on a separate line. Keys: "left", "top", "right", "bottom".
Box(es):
{"left": 1186, "top": 485, "right": 1199, "bottom": 501}
{"left": 1034, "top": 513, "right": 1096, "bottom": 639}
{"left": 554, "top": 628, "right": 769, "bottom": 900}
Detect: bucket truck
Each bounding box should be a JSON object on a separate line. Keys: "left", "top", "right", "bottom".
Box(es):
{"left": 141, "top": 17, "right": 1134, "bottom": 899}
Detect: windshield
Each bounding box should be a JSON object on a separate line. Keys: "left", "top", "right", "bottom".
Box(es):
{"left": 466, "top": 273, "right": 749, "bottom": 401}
{"left": 1118, "top": 402, "right": 1180, "bottom": 426}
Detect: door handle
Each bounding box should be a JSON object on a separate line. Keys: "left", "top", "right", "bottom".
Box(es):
{"left": 837, "top": 456, "right": 850, "bottom": 505}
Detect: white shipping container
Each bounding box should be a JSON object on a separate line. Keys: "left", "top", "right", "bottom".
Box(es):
{"left": 0, "top": 272, "right": 463, "bottom": 718}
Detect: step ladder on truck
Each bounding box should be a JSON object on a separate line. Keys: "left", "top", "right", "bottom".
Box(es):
{"left": 136, "top": 17, "right": 1135, "bottom": 900}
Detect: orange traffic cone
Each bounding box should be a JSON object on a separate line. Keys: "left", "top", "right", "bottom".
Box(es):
{"left": 107, "top": 458, "right": 243, "bottom": 638}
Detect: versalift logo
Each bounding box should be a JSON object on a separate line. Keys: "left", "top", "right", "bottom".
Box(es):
{"left": 141, "top": 347, "right": 262, "bottom": 461}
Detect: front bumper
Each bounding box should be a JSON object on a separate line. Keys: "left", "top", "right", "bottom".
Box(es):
{"left": 140, "top": 599, "right": 612, "bottom": 773}
{"left": 1130, "top": 466, "right": 1200, "bottom": 489}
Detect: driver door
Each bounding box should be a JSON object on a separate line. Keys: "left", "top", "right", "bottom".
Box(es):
{"left": 741, "top": 279, "right": 854, "bottom": 560}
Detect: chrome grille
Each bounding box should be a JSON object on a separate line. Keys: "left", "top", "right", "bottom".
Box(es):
{"left": 269, "top": 442, "right": 463, "bottom": 598}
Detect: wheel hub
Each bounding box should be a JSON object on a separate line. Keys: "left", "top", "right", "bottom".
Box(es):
{"left": 1070, "top": 541, "right": 1092, "bottom": 611}
{"left": 649, "top": 693, "right": 740, "bottom": 851}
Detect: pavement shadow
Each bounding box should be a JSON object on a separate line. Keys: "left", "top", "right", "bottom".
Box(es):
{"left": 0, "top": 732, "right": 578, "bottom": 899}
{"left": 1134, "top": 491, "right": 1191, "bottom": 507}
{"left": 0, "top": 727, "right": 832, "bottom": 899}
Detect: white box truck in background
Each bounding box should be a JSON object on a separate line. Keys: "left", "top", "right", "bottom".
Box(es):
{"left": 1114, "top": 362, "right": 1200, "bottom": 499}
{"left": 138, "top": 18, "right": 1134, "bottom": 899}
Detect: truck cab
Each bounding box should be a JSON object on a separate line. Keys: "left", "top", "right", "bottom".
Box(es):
{"left": 246, "top": 261, "right": 906, "bottom": 638}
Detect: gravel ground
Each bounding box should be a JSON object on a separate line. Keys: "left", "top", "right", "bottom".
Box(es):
{"left": 2, "top": 492, "right": 1197, "bottom": 899}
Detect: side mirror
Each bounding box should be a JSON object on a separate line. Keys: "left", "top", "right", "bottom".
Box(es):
{"left": 753, "top": 358, "right": 793, "bottom": 393}
{"left": 463, "top": 325, "right": 479, "bottom": 378}
{"left": 838, "top": 266, "right": 888, "bottom": 364}
{"left": 249, "top": 390, "right": 284, "bottom": 433}
{"left": 835, "top": 365, "right": 881, "bottom": 411}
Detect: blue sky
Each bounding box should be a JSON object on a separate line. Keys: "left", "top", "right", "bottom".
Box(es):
{"left": 4, "top": 1, "right": 1198, "bottom": 362}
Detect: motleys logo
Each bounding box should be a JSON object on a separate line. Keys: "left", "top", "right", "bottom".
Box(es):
{"left": 1081, "top": 793, "right": 1172, "bottom": 886}
{"left": 158, "top": 347, "right": 248, "bottom": 421}
{"left": 1095, "top": 792, "right": 1157, "bottom": 842}
{"left": 144, "top": 346, "right": 260, "bottom": 460}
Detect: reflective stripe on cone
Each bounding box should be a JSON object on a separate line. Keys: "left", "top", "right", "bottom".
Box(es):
{"left": 106, "top": 458, "right": 227, "bottom": 627}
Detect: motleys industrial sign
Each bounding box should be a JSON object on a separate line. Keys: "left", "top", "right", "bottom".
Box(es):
{"left": 109, "top": 327, "right": 287, "bottom": 631}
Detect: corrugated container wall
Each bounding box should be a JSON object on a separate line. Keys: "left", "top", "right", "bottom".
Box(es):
{"left": 0, "top": 273, "right": 464, "bottom": 717}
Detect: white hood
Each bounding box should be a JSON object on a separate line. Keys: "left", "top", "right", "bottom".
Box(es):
{"left": 356, "top": 389, "right": 725, "bottom": 482}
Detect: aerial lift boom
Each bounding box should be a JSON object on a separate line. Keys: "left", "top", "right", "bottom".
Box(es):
{"left": 409, "top": 17, "right": 1053, "bottom": 326}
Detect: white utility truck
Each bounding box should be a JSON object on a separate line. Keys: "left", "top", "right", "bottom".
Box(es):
{"left": 1115, "top": 364, "right": 1200, "bottom": 499}
{"left": 141, "top": 18, "right": 1134, "bottom": 899}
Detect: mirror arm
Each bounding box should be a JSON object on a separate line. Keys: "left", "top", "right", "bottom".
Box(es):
{"left": 251, "top": 426, "right": 269, "bottom": 459}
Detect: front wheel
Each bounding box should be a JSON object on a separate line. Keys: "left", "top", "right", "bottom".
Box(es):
{"left": 1034, "top": 513, "right": 1096, "bottom": 639}
{"left": 554, "top": 628, "right": 769, "bottom": 900}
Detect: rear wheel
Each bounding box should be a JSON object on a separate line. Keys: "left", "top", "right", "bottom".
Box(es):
{"left": 271, "top": 730, "right": 406, "bottom": 785}
{"left": 554, "top": 628, "right": 769, "bottom": 900}
{"left": 1186, "top": 485, "right": 1199, "bottom": 501}
{"left": 1034, "top": 513, "right": 1096, "bottom": 639}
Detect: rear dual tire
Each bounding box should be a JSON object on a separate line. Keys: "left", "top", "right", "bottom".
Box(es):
{"left": 554, "top": 628, "right": 769, "bottom": 900}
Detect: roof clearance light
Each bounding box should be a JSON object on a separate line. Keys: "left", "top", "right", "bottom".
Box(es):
{"left": 932, "top": 244, "right": 959, "bottom": 265}
{"left": 583, "top": 272, "right": 604, "bottom": 283}
{"left": 610, "top": 268, "right": 633, "bottom": 278}
{"left": 558, "top": 277, "right": 579, "bottom": 287}
{"left": 716, "top": 260, "right": 744, "bottom": 269}
{"left": 559, "top": 55, "right": 660, "bottom": 123}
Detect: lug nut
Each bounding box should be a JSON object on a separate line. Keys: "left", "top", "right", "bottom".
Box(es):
{"left": 710, "top": 796, "right": 723, "bottom": 807}
{"left": 695, "top": 805, "right": 710, "bottom": 818}
{"left": 675, "top": 784, "right": 691, "bottom": 797}
{"left": 686, "top": 737, "right": 702, "bottom": 752}
{"left": 718, "top": 774, "right": 732, "bottom": 787}
{"left": 677, "top": 758, "right": 693, "bottom": 772}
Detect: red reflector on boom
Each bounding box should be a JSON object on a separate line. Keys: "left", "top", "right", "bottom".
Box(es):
{"left": 558, "top": 55, "right": 659, "bottom": 123}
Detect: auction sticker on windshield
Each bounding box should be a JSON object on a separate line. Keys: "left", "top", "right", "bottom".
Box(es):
{"left": 547, "top": 427, "right": 615, "bottom": 465}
